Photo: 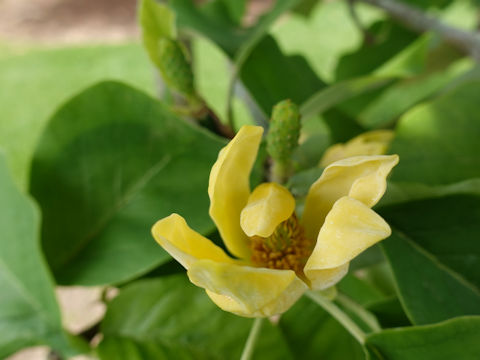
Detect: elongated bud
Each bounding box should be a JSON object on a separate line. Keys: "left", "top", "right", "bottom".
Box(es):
{"left": 157, "top": 38, "right": 197, "bottom": 100}
{"left": 267, "top": 100, "right": 301, "bottom": 162}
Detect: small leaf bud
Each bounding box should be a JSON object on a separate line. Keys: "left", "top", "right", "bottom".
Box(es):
{"left": 157, "top": 38, "right": 197, "bottom": 99}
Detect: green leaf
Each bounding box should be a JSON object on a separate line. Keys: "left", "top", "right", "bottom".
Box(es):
{"left": 97, "top": 275, "right": 292, "bottom": 360}
{"left": 366, "top": 316, "right": 480, "bottom": 360}
{"left": 338, "top": 274, "right": 385, "bottom": 306}
{"left": 366, "top": 297, "right": 411, "bottom": 328}
{"left": 354, "top": 262, "right": 397, "bottom": 298}
{"left": 241, "top": 35, "right": 325, "bottom": 115}
{"left": 171, "top": 0, "right": 299, "bottom": 59}
{"left": 288, "top": 167, "right": 324, "bottom": 198}
{"left": 380, "top": 195, "right": 480, "bottom": 324}
{"left": 291, "top": 129, "right": 330, "bottom": 171}
{"left": 0, "top": 43, "right": 156, "bottom": 189}
{"left": 192, "top": 37, "right": 253, "bottom": 129}
{"left": 358, "top": 60, "right": 470, "bottom": 128}
{"left": 219, "top": 0, "right": 246, "bottom": 25}
{"left": 390, "top": 81, "right": 480, "bottom": 185}
{"left": 299, "top": 76, "right": 393, "bottom": 120}
{"left": 139, "top": 0, "right": 177, "bottom": 69}
{"left": 278, "top": 296, "right": 365, "bottom": 359}
{"left": 380, "top": 178, "right": 480, "bottom": 208}
{"left": 273, "top": 0, "right": 382, "bottom": 82}
{"left": 322, "top": 108, "right": 366, "bottom": 143}
{"left": 170, "top": 0, "right": 246, "bottom": 57}
{"left": 350, "top": 245, "right": 385, "bottom": 271}
{"left": 30, "top": 81, "right": 225, "bottom": 286}
{"left": 229, "top": 0, "right": 301, "bottom": 68}
{"left": 374, "top": 34, "right": 431, "bottom": 77}
{"left": 0, "top": 154, "right": 82, "bottom": 358}
{"left": 335, "top": 21, "right": 418, "bottom": 81}
{"left": 382, "top": 194, "right": 480, "bottom": 286}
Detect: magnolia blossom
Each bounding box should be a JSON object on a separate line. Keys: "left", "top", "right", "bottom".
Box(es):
{"left": 320, "top": 129, "right": 394, "bottom": 167}
{"left": 152, "top": 125, "right": 398, "bottom": 317}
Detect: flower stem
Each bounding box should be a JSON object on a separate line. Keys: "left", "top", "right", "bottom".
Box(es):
{"left": 336, "top": 293, "right": 381, "bottom": 332}
{"left": 270, "top": 160, "right": 291, "bottom": 184}
{"left": 306, "top": 290, "right": 366, "bottom": 344}
{"left": 240, "top": 318, "right": 264, "bottom": 360}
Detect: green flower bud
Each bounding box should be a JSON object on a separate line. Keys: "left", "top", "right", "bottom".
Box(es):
{"left": 157, "top": 38, "right": 196, "bottom": 99}
{"left": 267, "top": 100, "right": 301, "bottom": 162}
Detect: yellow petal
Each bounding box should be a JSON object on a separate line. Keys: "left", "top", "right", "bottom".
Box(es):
{"left": 354, "top": 129, "right": 394, "bottom": 144}
{"left": 303, "top": 154, "right": 398, "bottom": 239}
{"left": 240, "top": 182, "right": 295, "bottom": 237}
{"left": 305, "top": 265, "right": 349, "bottom": 291}
{"left": 320, "top": 130, "right": 394, "bottom": 167}
{"left": 187, "top": 260, "right": 307, "bottom": 317}
{"left": 209, "top": 125, "right": 264, "bottom": 259}
{"left": 152, "top": 214, "right": 235, "bottom": 269}
{"left": 304, "top": 196, "right": 391, "bottom": 289}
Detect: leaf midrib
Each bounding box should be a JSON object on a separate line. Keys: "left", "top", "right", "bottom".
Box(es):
{"left": 56, "top": 155, "right": 172, "bottom": 270}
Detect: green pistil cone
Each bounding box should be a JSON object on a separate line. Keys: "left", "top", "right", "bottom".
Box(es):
{"left": 267, "top": 100, "right": 301, "bottom": 162}
{"left": 157, "top": 38, "right": 197, "bottom": 100}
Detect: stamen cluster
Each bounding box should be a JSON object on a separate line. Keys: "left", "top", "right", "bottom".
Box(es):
{"left": 250, "top": 213, "right": 314, "bottom": 277}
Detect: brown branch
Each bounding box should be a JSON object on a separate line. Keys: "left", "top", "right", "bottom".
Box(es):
{"left": 204, "top": 107, "right": 235, "bottom": 139}
{"left": 358, "top": 0, "right": 480, "bottom": 60}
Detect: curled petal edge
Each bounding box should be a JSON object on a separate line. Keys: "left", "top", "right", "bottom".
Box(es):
{"left": 208, "top": 125, "right": 264, "bottom": 259}
{"left": 152, "top": 213, "right": 235, "bottom": 269}
{"left": 303, "top": 154, "right": 398, "bottom": 240}
{"left": 240, "top": 182, "right": 295, "bottom": 238}
{"left": 305, "top": 196, "right": 391, "bottom": 289}
{"left": 188, "top": 260, "right": 308, "bottom": 317}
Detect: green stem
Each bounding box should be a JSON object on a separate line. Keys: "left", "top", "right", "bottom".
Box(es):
{"left": 270, "top": 160, "right": 291, "bottom": 184}
{"left": 336, "top": 293, "right": 381, "bottom": 332}
{"left": 306, "top": 290, "right": 366, "bottom": 344}
{"left": 240, "top": 318, "right": 264, "bottom": 360}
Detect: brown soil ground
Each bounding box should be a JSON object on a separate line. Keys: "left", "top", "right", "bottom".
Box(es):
{"left": 0, "top": 0, "right": 273, "bottom": 45}
{"left": 0, "top": 0, "right": 139, "bottom": 44}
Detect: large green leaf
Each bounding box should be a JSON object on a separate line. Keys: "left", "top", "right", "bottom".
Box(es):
{"left": 380, "top": 178, "right": 480, "bottom": 207}
{"left": 322, "top": 108, "right": 366, "bottom": 143}
{"left": 272, "top": 0, "right": 381, "bottom": 82}
{"left": 337, "top": 274, "right": 385, "bottom": 306}
{"left": 366, "top": 316, "right": 480, "bottom": 360}
{"left": 335, "top": 20, "right": 418, "bottom": 80}
{"left": 366, "top": 297, "right": 411, "bottom": 328}
{"left": 358, "top": 60, "right": 471, "bottom": 128}
{"left": 299, "top": 76, "right": 393, "bottom": 120}
{"left": 0, "top": 154, "right": 82, "bottom": 358}
{"left": 241, "top": 35, "right": 325, "bottom": 115}
{"left": 389, "top": 81, "right": 480, "bottom": 185}
{"left": 278, "top": 296, "right": 365, "bottom": 359}
{"left": 97, "top": 275, "right": 292, "bottom": 360}
{"left": 0, "top": 43, "right": 155, "bottom": 189}
{"left": 373, "top": 34, "right": 432, "bottom": 78}
{"left": 335, "top": 21, "right": 418, "bottom": 81}
{"left": 379, "top": 194, "right": 480, "bottom": 325}
{"left": 30, "top": 81, "right": 225, "bottom": 286}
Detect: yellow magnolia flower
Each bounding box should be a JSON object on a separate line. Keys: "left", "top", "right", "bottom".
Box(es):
{"left": 152, "top": 125, "right": 398, "bottom": 318}
{"left": 320, "top": 130, "right": 394, "bottom": 167}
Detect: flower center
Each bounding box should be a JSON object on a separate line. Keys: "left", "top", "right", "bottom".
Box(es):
{"left": 250, "top": 213, "right": 314, "bottom": 277}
